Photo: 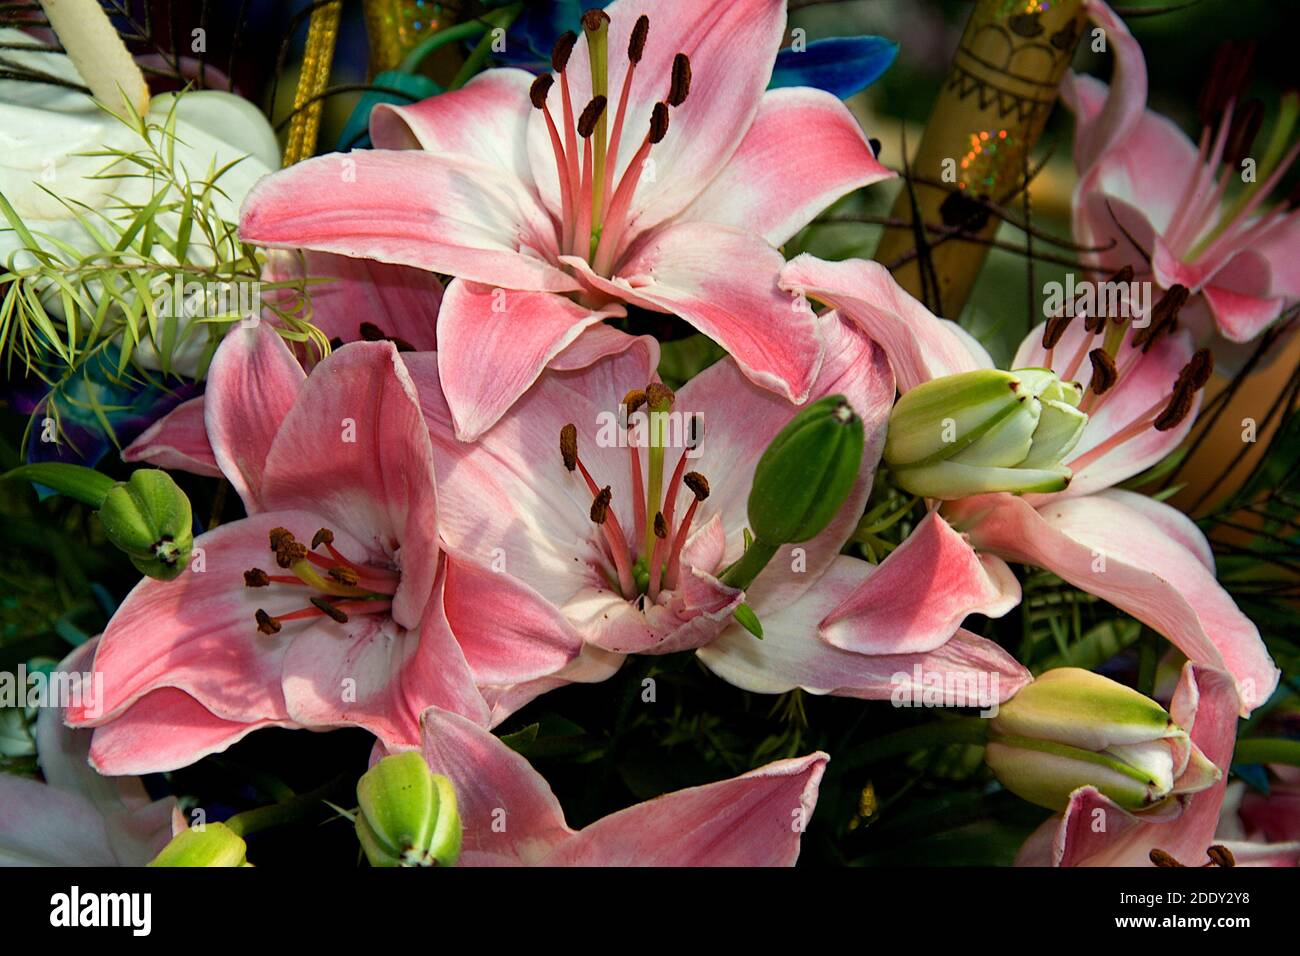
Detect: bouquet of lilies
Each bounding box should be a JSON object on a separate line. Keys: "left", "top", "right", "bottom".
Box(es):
{"left": 0, "top": 0, "right": 1296, "bottom": 870}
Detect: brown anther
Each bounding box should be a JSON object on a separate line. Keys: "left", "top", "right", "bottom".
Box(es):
{"left": 868, "top": 137, "right": 882, "bottom": 158}
{"left": 578, "top": 96, "right": 607, "bottom": 138}
{"left": 581, "top": 9, "right": 610, "bottom": 32}
{"left": 310, "top": 597, "right": 350, "bottom": 624}
{"left": 552, "top": 30, "right": 578, "bottom": 72}
{"left": 645, "top": 381, "right": 675, "bottom": 410}
{"left": 1042, "top": 312, "right": 1073, "bottom": 349}
{"left": 269, "top": 527, "right": 294, "bottom": 550}
{"left": 1088, "top": 349, "right": 1118, "bottom": 395}
{"left": 275, "top": 538, "right": 308, "bottom": 569}
{"left": 628, "top": 14, "right": 649, "bottom": 63}
{"left": 1154, "top": 383, "right": 1196, "bottom": 432}
{"left": 1224, "top": 98, "right": 1264, "bottom": 167}
{"left": 1083, "top": 309, "right": 1108, "bottom": 335}
{"left": 654, "top": 511, "right": 668, "bottom": 539}
{"left": 1132, "top": 284, "right": 1188, "bottom": 352}
{"left": 529, "top": 73, "right": 554, "bottom": 109}
{"left": 560, "top": 423, "right": 578, "bottom": 472}
{"left": 311, "top": 528, "right": 335, "bottom": 550}
{"left": 622, "top": 389, "right": 648, "bottom": 416}
{"left": 1177, "top": 348, "right": 1215, "bottom": 392}
{"left": 359, "top": 322, "right": 386, "bottom": 341}
{"left": 1198, "top": 40, "right": 1257, "bottom": 127}
{"left": 255, "top": 609, "right": 281, "bottom": 635}
{"left": 1149, "top": 848, "right": 1186, "bottom": 868}
{"left": 1205, "top": 845, "right": 1236, "bottom": 868}
{"left": 590, "top": 486, "right": 612, "bottom": 524}
{"left": 244, "top": 568, "right": 270, "bottom": 588}
{"left": 328, "top": 566, "right": 359, "bottom": 587}
{"left": 648, "top": 101, "right": 670, "bottom": 144}
{"left": 668, "top": 53, "right": 691, "bottom": 107}
{"left": 683, "top": 472, "right": 710, "bottom": 501}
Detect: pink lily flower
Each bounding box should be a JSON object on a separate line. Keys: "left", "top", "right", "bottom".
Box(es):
{"left": 66, "top": 326, "right": 582, "bottom": 774}
{"left": 415, "top": 705, "right": 825, "bottom": 866}
{"left": 779, "top": 255, "right": 1279, "bottom": 715}
{"left": 0, "top": 642, "right": 180, "bottom": 866}
{"left": 1014, "top": 664, "right": 1298, "bottom": 867}
{"left": 1063, "top": 0, "right": 1299, "bottom": 348}
{"left": 238, "top": 0, "right": 893, "bottom": 441}
{"left": 402, "top": 308, "right": 1030, "bottom": 715}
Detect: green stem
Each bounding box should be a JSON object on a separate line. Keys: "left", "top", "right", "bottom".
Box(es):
{"left": 223, "top": 775, "right": 353, "bottom": 839}
{"left": 399, "top": 20, "right": 490, "bottom": 75}
{"left": 719, "top": 538, "right": 780, "bottom": 590}
{"left": 448, "top": 5, "right": 523, "bottom": 91}
{"left": 836, "top": 717, "right": 990, "bottom": 772}
{"left": 3, "top": 463, "right": 117, "bottom": 508}
{"left": 1233, "top": 738, "right": 1300, "bottom": 768}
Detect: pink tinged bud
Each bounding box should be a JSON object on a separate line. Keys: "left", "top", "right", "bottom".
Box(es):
{"left": 984, "top": 668, "right": 1221, "bottom": 812}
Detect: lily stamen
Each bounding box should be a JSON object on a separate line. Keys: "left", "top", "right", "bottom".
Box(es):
{"left": 245, "top": 526, "right": 398, "bottom": 635}
{"left": 1067, "top": 349, "right": 1213, "bottom": 473}
{"left": 664, "top": 472, "right": 709, "bottom": 591}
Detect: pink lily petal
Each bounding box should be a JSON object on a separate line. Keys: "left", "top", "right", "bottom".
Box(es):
{"left": 1060, "top": 0, "right": 1148, "bottom": 172}
{"left": 1202, "top": 247, "right": 1290, "bottom": 342}
{"left": 239, "top": 150, "right": 574, "bottom": 293}
{"left": 779, "top": 254, "right": 990, "bottom": 391}
{"left": 265, "top": 249, "right": 441, "bottom": 351}
{"left": 1019, "top": 664, "right": 1239, "bottom": 866}
{"left": 676, "top": 310, "right": 894, "bottom": 613}
{"left": 567, "top": 222, "right": 823, "bottom": 403}
{"left": 435, "top": 280, "right": 620, "bottom": 441}
{"left": 956, "top": 491, "right": 1279, "bottom": 714}
{"left": 419, "top": 706, "right": 826, "bottom": 867}
{"left": 281, "top": 566, "right": 490, "bottom": 746}
{"left": 259, "top": 342, "right": 439, "bottom": 630}
{"left": 442, "top": 554, "right": 584, "bottom": 686}
{"left": 530, "top": 0, "right": 787, "bottom": 233}
{"left": 699, "top": 555, "right": 1031, "bottom": 700}
{"left": 546, "top": 323, "right": 659, "bottom": 374}
{"left": 681, "top": 87, "right": 894, "bottom": 246}
{"left": 205, "top": 323, "right": 305, "bottom": 512}
{"left": 87, "top": 687, "right": 294, "bottom": 776}
{"left": 1015, "top": 322, "right": 1197, "bottom": 497}
{"left": 820, "top": 510, "right": 1020, "bottom": 655}
{"left": 64, "top": 510, "right": 325, "bottom": 730}
{"left": 1069, "top": 94, "right": 1197, "bottom": 246}
{"left": 122, "top": 396, "right": 220, "bottom": 477}
{"left": 540, "top": 752, "right": 827, "bottom": 867}
{"left": 372, "top": 68, "right": 538, "bottom": 191}
{"left": 419, "top": 707, "right": 574, "bottom": 866}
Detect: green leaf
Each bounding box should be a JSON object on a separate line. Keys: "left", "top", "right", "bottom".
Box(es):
{"left": 733, "top": 603, "right": 763, "bottom": 639}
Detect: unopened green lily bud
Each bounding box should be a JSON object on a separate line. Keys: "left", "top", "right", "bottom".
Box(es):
{"left": 356, "top": 752, "right": 461, "bottom": 867}
{"left": 985, "top": 668, "right": 1220, "bottom": 812}
{"left": 148, "top": 823, "right": 249, "bottom": 867}
{"left": 721, "top": 395, "right": 864, "bottom": 593}
{"left": 97, "top": 469, "right": 193, "bottom": 581}
{"left": 884, "top": 368, "right": 1087, "bottom": 499}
